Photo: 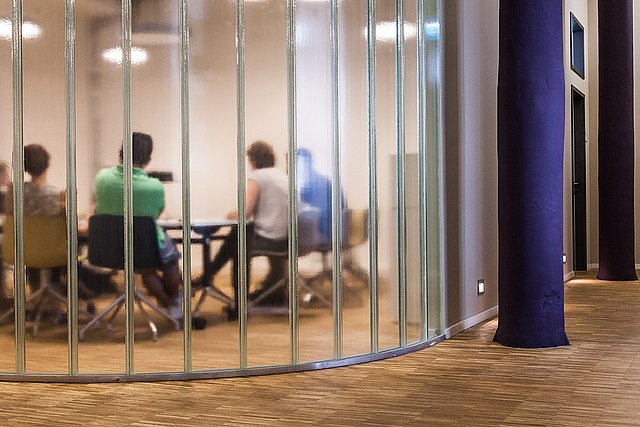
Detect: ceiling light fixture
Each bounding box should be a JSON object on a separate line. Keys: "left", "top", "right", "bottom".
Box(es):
{"left": 371, "top": 22, "right": 417, "bottom": 43}
{"left": 102, "top": 46, "right": 149, "bottom": 65}
{"left": 0, "top": 19, "right": 42, "bottom": 40}
{"left": 425, "top": 21, "right": 441, "bottom": 40}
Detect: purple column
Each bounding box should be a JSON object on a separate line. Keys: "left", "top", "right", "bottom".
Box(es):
{"left": 597, "top": 3, "right": 637, "bottom": 281}
{"left": 493, "top": 0, "right": 569, "bottom": 348}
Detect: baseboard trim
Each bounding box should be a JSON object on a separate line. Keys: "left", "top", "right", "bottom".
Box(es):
{"left": 588, "top": 263, "right": 640, "bottom": 270}
{"left": 564, "top": 271, "right": 575, "bottom": 282}
{"left": 445, "top": 305, "right": 498, "bottom": 339}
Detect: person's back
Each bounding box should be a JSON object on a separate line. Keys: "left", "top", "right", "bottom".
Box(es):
{"left": 248, "top": 167, "right": 289, "bottom": 241}
{"left": 300, "top": 172, "right": 332, "bottom": 246}
{"left": 10, "top": 144, "right": 66, "bottom": 294}
{"left": 23, "top": 182, "right": 62, "bottom": 217}
{"left": 92, "top": 132, "right": 181, "bottom": 315}
{"left": 94, "top": 165, "right": 164, "bottom": 219}
{"left": 94, "top": 134, "right": 166, "bottom": 249}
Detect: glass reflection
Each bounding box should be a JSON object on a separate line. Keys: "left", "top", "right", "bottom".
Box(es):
{"left": 77, "top": 0, "right": 125, "bottom": 374}
{"left": 244, "top": 0, "right": 291, "bottom": 367}
{"left": 338, "top": 0, "right": 371, "bottom": 357}
{"left": 0, "top": 0, "right": 15, "bottom": 372}
{"left": 21, "top": 0, "right": 68, "bottom": 373}
{"left": 404, "top": 0, "right": 422, "bottom": 344}
{"left": 425, "top": 0, "right": 442, "bottom": 338}
{"left": 129, "top": 0, "right": 183, "bottom": 373}
{"left": 297, "top": 0, "right": 334, "bottom": 363}
{"left": 188, "top": 0, "right": 240, "bottom": 372}
{"left": 376, "top": 0, "right": 401, "bottom": 350}
{"left": 0, "top": 0, "right": 442, "bottom": 379}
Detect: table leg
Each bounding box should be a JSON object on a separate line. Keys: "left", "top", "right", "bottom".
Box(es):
{"left": 202, "top": 235, "right": 212, "bottom": 286}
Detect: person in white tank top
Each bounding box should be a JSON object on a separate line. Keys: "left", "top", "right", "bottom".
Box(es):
{"left": 208, "top": 141, "right": 289, "bottom": 316}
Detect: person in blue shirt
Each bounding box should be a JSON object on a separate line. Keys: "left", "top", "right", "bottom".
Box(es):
{"left": 296, "top": 148, "right": 345, "bottom": 249}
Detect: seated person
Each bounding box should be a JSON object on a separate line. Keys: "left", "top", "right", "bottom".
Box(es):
{"left": 94, "top": 132, "right": 182, "bottom": 319}
{"left": 4, "top": 145, "right": 66, "bottom": 307}
{"left": 209, "top": 140, "right": 289, "bottom": 313}
{"left": 296, "top": 147, "right": 346, "bottom": 248}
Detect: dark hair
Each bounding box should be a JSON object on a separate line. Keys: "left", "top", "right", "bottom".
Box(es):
{"left": 24, "top": 144, "right": 50, "bottom": 177}
{"left": 119, "top": 132, "right": 153, "bottom": 167}
{"left": 247, "top": 140, "right": 275, "bottom": 169}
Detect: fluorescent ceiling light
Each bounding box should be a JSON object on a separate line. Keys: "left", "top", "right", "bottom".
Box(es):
{"left": 0, "top": 19, "right": 42, "bottom": 40}
{"left": 102, "top": 46, "right": 149, "bottom": 65}
{"left": 425, "top": 21, "right": 440, "bottom": 40}
{"left": 133, "top": 32, "right": 180, "bottom": 46}
{"left": 374, "top": 22, "right": 417, "bottom": 43}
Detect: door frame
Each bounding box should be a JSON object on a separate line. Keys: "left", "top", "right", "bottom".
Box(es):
{"left": 570, "top": 85, "right": 588, "bottom": 271}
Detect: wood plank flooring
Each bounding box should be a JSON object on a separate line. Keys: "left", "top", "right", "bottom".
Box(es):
{"left": 1, "top": 272, "right": 640, "bottom": 426}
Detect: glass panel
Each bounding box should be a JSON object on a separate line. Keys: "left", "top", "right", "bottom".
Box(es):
{"left": 21, "top": 0, "right": 68, "bottom": 373}
{"left": 376, "top": 0, "right": 400, "bottom": 350}
{"left": 297, "top": 0, "right": 334, "bottom": 363}
{"left": 404, "top": 0, "right": 421, "bottom": 344}
{"left": 188, "top": 0, "right": 239, "bottom": 372}
{"left": 339, "top": 0, "right": 371, "bottom": 357}
{"left": 77, "top": 0, "right": 125, "bottom": 374}
{"left": 0, "top": 0, "right": 443, "bottom": 380}
{"left": 425, "top": 0, "right": 442, "bottom": 338}
{"left": 0, "top": 0, "right": 16, "bottom": 373}
{"left": 129, "top": 0, "right": 183, "bottom": 373}
{"left": 244, "top": 0, "right": 290, "bottom": 368}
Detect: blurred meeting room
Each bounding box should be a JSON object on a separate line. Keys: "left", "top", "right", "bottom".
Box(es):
{"left": 0, "top": 0, "right": 443, "bottom": 378}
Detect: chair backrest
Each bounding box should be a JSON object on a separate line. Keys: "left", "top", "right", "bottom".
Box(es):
{"left": 1, "top": 215, "right": 67, "bottom": 268}
{"left": 345, "top": 208, "right": 368, "bottom": 248}
{"left": 88, "top": 214, "right": 161, "bottom": 270}
{"left": 297, "top": 207, "right": 320, "bottom": 256}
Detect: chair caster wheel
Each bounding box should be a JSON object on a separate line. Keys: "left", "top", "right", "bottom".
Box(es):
{"left": 193, "top": 316, "right": 207, "bottom": 330}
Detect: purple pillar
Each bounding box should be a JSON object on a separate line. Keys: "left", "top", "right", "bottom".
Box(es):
{"left": 494, "top": 0, "right": 569, "bottom": 348}
{"left": 597, "top": 3, "right": 637, "bottom": 281}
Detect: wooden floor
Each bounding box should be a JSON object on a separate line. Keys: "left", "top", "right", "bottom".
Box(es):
{"left": 1, "top": 272, "right": 640, "bottom": 426}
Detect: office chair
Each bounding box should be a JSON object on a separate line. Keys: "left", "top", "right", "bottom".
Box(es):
{"left": 249, "top": 207, "right": 330, "bottom": 310}
{"left": 301, "top": 208, "right": 370, "bottom": 303}
{"left": 0, "top": 215, "right": 80, "bottom": 336}
{"left": 78, "top": 215, "right": 180, "bottom": 342}
{"left": 342, "top": 208, "right": 370, "bottom": 284}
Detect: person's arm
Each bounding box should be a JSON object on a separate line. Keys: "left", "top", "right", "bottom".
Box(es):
{"left": 227, "top": 179, "right": 260, "bottom": 220}
{"left": 4, "top": 182, "right": 12, "bottom": 214}
{"left": 157, "top": 183, "right": 166, "bottom": 218}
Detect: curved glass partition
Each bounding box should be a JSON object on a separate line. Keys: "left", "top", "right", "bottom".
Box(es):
{"left": 0, "top": 0, "right": 443, "bottom": 382}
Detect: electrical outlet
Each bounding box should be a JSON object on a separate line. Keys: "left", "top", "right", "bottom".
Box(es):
{"left": 477, "top": 279, "right": 485, "bottom": 295}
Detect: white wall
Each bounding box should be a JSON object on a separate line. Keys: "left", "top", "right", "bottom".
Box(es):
{"left": 443, "top": 0, "right": 499, "bottom": 330}
{"left": 88, "top": 0, "right": 380, "bottom": 220}
{"left": 0, "top": 1, "right": 93, "bottom": 210}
